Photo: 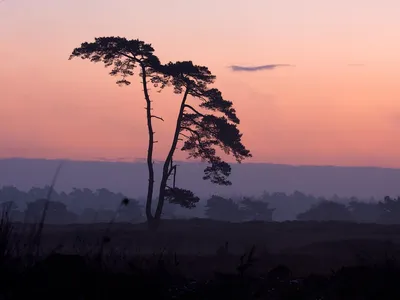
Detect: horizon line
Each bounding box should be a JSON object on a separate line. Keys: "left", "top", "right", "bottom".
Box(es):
{"left": 1, "top": 156, "right": 399, "bottom": 171}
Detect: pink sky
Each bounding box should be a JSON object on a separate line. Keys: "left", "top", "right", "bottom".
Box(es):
{"left": 1, "top": 0, "right": 400, "bottom": 167}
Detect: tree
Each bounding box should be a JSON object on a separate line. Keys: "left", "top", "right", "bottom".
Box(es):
{"left": 0, "top": 186, "right": 27, "bottom": 208}
{"left": 70, "top": 37, "right": 252, "bottom": 229}
{"left": 240, "top": 197, "right": 275, "bottom": 221}
{"left": 262, "top": 192, "right": 289, "bottom": 221}
{"left": 0, "top": 201, "right": 23, "bottom": 222}
{"left": 378, "top": 196, "right": 400, "bottom": 224}
{"left": 205, "top": 195, "right": 244, "bottom": 222}
{"left": 28, "top": 186, "right": 55, "bottom": 201}
{"left": 69, "top": 37, "right": 163, "bottom": 226}
{"left": 68, "top": 188, "right": 96, "bottom": 213}
{"left": 152, "top": 61, "right": 251, "bottom": 226}
{"left": 25, "top": 199, "right": 77, "bottom": 224}
{"left": 348, "top": 200, "right": 381, "bottom": 223}
{"left": 297, "top": 201, "right": 352, "bottom": 222}
{"left": 0, "top": 201, "right": 18, "bottom": 212}
{"left": 95, "top": 188, "right": 125, "bottom": 210}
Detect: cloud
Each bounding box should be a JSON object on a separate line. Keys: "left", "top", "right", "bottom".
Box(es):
{"left": 229, "top": 64, "right": 294, "bottom": 72}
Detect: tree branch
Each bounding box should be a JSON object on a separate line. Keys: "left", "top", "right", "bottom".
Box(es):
{"left": 181, "top": 126, "right": 202, "bottom": 140}
{"left": 151, "top": 115, "right": 164, "bottom": 121}
{"left": 166, "top": 163, "right": 177, "bottom": 183}
{"left": 184, "top": 104, "right": 205, "bottom": 117}
{"left": 116, "top": 51, "right": 140, "bottom": 63}
{"left": 184, "top": 116, "right": 210, "bottom": 134}
{"left": 179, "top": 132, "right": 190, "bottom": 139}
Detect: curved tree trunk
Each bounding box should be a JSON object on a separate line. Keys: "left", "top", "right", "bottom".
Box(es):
{"left": 153, "top": 88, "right": 190, "bottom": 224}
{"left": 140, "top": 66, "right": 156, "bottom": 228}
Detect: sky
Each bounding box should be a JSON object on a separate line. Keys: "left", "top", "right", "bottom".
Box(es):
{"left": 1, "top": 0, "right": 400, "bottom": 167}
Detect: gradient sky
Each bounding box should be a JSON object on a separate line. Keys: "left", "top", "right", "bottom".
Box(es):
{"left": 1, "top": 0, "right": 400, "bottom": 167}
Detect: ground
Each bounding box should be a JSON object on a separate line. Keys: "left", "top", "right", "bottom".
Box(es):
{"left": 13, "top": 219, "right": 400, "bottom": 278}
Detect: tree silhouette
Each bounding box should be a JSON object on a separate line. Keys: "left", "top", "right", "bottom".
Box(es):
{"left": 0, "top": 201, "right": 23, "bottom": 222}
{"left": 0, "top": 186, "right": 26, "bottom": 208}
{"left": 348, "top": 199, "right": 382, "bottom": 223}
{"left": 205, "top": 195, "right": 244, "bottom": 222}
{"left": 378, "top": 196, "right": 400, "bottom": 224}
{"left": 70, "top": 38, "right": 252, "bottom": 229}
{"left": 68, "top": 188, "right": 98, "bottom": 213}
{"left": 0, "top": 201, "right": 17, "bottom": 212}
{"left": 297, "top": 201, "right": 352, "bottom": 222}
{"left": 25, "top": 199, "right": 77, "bottom": 224}
{"left": 69, "top": 37, "right": 164, "bottom": 226}
{"left": 152, "top": 61, "right": 252, "bottom": 226}
{"left": 240, "top": 197, "right": 275, "bottom": 221}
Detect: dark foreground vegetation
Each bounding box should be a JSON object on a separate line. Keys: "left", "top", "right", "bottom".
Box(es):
{"left": 4, "top": 250, "right": 400, "bottom": 299}
{"left": 2, "top": 215, "right": 400, "bottom": 298}
{"left": 3, "top": 185, "right": 400, "bottom": 298}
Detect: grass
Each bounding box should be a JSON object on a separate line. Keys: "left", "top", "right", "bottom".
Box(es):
{"left": 1, "top": 213, "right": 400, "bottom": 298}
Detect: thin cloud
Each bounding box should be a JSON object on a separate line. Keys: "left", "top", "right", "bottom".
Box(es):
{"left": 229, "top": 64, "right": 294, "bottom": 72}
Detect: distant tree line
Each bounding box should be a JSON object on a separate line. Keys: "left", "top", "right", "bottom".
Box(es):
{"left": 0, "top": 186, "right": 399, "bottom": 224}
{"left": 205, "top": 195, "right": 275, "bottom": 222}
{"left": 297, "top": 197, "right": 400, "bottom": 224}
{"left": 202, "top": 193, "right": 400, "bottom": 224}
{"left": 0, "top": 186, "right": 138, "bottom": 224}
{"left": 207, "top": 193, "right": 400, "bottom": 224}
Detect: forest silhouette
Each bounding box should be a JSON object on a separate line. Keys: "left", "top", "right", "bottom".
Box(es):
{"left": 2, "top": 186, "right": 400, "bottom": 225}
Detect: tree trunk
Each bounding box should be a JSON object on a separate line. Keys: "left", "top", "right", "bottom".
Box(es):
{"left": 154, "top": 88, "right": 190, "bottom": 221}
{"left": 141, "top": 66, "right": 156, "bottom": 225}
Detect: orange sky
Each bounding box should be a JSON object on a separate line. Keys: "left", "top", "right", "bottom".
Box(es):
{"left": 1, "top": 0, "right": 400, "bottom": 167}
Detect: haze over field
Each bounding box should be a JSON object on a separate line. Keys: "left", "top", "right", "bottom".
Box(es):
{"left": 2, "top": 158, "right": 399, "bottom": 200}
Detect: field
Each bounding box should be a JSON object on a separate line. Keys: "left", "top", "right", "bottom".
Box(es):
{"left": 19, "top": 219, "right": 400, "bottom": 278}
{"left": 2, "top": 219, "right": 400, "bottom": 298}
